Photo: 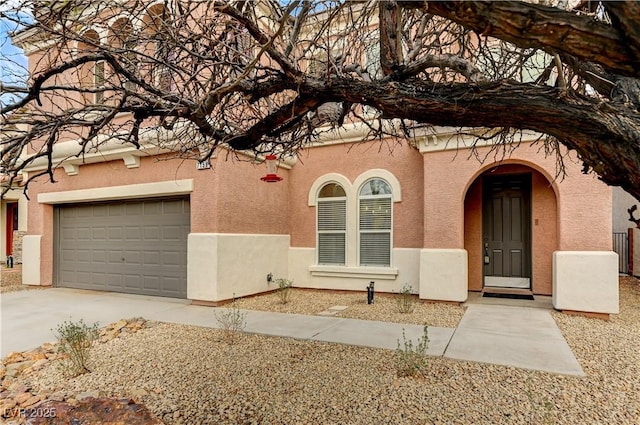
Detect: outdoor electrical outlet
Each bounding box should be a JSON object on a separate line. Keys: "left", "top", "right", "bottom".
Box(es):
{"left": 267, "top": 273, "right": 273, "bottom": 283}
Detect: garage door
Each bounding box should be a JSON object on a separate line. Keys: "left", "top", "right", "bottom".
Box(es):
{"left": 55, "top": 198, "right": 190, "bottom": 298}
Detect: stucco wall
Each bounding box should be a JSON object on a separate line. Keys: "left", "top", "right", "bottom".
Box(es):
{"left": 288, "top": 141, "right": 424, "bottom": 248}
{"left": 188, "top": 233, "right": 290, "bottom": 302}
{"left": 423, "top": 143, "right": 611, "bottom": 253}
{"left": 463, "top": 164, "right": 557, "bottom": 295}
{"left": 25, "top": 152, "right": 290, "bottom": 286}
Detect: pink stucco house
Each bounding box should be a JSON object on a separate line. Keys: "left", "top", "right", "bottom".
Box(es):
{"left": 14, "top": 125, "right": 619, "bottom": 317}
{"left": 8, "top": 2, "right": 619, "bottom": 317}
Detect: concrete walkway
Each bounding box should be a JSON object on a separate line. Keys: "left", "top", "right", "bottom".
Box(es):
{"left": 445, "top": 304, "right": 584, "bottom": 375}
{"left": 0, "top": 288, "right": 583, "bottom": 375}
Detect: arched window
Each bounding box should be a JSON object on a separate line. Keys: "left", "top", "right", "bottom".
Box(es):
{"left": 77, "top": 29, "right": 104, "bottom": 104}
{"left": 108, "top": 17, "right": 136, "bottom": 92}
{"left": 358, "top": 178, "right": 392, "bottom": 266}
{"left": 317, "top": 183, "right": 347, "bottom": 265}
{"left": 141, "top": 3, "right": 174, "bottom": 91}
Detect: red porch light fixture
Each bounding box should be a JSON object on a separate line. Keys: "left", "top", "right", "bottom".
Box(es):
{"left": 260, "top": 154, "right": 283, "bottom": 182}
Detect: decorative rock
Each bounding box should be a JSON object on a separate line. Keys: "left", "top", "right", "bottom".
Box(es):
{"left": 130, "top": 388, "right": 148, "bottom": 399}
{"left": 40, "top": 343, "right": 55, "bottom": 352}
{"left": 29, "top": 359, "right": 49, "bottom": 371}
{"left": 5, "top": 360, "right": 35, "bottom": 378}
{"left": 48, "top": 391, "right": 66, "bottom": 402}
{"left": 4, "top": 352, "right": 25, "bottom": 365}
{"left": 26, "top": 351, "right": 47, "bottom": 362}
{"left": 0, "top": 398, "right": 17, "bottom": 409}
{"left": 26, "top": 398, "right": 163, "bottom": 425}
{"left": 7, "top": 383, "right": 29, "bottom": 394}
{"left": 21, "top": 394, "right": 41, "bottom": 408}
{"left": 114, "top": 319, "right": 128, "bottom": 331}
{"left": 2, "top": 376, "right": 15, "bottom": 390}
{"left": 15, "top": 391, "right": 33, "bottom": 405}
{"left": 76, "top": 391, "right": 100, "bottom": 401}
{"left": 5, "top": 364, "right": 21, "bottom": 378}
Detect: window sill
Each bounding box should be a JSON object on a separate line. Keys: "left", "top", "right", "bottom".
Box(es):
{"left": 309, "top": 265, "right": 398, "bottom": 280}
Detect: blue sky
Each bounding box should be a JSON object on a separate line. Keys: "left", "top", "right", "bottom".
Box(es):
{"left": 0, "top": 4, "right": 30, "bottom": 106}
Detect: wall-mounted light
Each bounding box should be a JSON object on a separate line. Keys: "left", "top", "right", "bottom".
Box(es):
{"left": 260, "top": 154, "right": 283, "bottom": 182}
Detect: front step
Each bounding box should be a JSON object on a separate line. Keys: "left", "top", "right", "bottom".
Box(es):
{"left": 482, "top": 287, "right": 534, "bottom": 300}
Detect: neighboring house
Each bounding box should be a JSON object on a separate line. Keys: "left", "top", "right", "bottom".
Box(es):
{"left": 1, "top": 121, "right": 28, "bottom": 266}
{"left": 9, "top": 2, "right": 618, "bottom": 317}
{"left": 612, "top": 187, "right": 637, "bottom": 234}
{"left": 612, "top": 187, "right": 639, "bottom": 275}
{"left": 0, "top": 191, "right": 25, "bottom": 265}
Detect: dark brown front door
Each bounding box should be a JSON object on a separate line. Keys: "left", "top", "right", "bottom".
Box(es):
{"left": 482, "top": 174, "right": 531, "bottom": 288}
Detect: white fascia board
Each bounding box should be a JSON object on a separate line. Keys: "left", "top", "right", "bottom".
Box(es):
{"left": 37, "top": 179, "right": 194, "bottom": 204}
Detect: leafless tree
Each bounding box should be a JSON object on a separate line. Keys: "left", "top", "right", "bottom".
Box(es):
{"left": 2, "top": 0, "right": 640, "bottom": 200}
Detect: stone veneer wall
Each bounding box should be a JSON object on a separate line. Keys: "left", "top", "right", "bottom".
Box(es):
{"left": 11, "top": 230, "right": 26, "bottom": 263}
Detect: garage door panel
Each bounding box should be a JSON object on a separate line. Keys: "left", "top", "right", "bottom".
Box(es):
{"left": 106, "top": 273, "right": 124, "bottom": 288}
{"left": 143, "top": 251, "right": 161, "bottom": 265}
{"left": 144, "top": 202, "right": 162, "bottom": 215}
{"left": 125, "top": 226, "right": 142, "bottom": 240}
{"left": 56, "top": 198, "right": 189, "bottom": 298}
{"left": 162, "top": 226, "right": 182, "bottom": 240}
{"left": 77, "top": 251, "right": 92, "bottom": 263}
{"left": 61, "top": 249, "right": 76, "bottom": 262}
{"left": 126, "top": 203, "right": 143, "bottom": 215}
{"left": 108, "top": 227, "right": 123, "bottom": 239}
{"left": 125, "top": 274, "right": 141, "bottom": 289}
{"left": 161, "top": 251, "right": 183, "bottom": 266}
{"left": 76, "top": 208, "right": 92, "bottom": 218}
{"left": 124, "top": 250, "right": 142, "bottom": 264}
{"left": 77, "top": 228, "right": 91, "bottom": 240}
{"left": 92, "top": 228, "right": 106, "bottom": 240}
{"left": 162, "top": 277, "right": 181, "bottom": 294}
{"left": 76, "top": 271, "right": 91, "bottom": 285}
{"left": 91, "top": 273, "right": 106, "bottom": 286}
{"left": 144, "top": 227, "right": 161, "bottom": 240}
{"left": 108, "top": 204, "right": 125, "bottom": 216}
{"left": 107, "top": 250, "right": 124, "bottom": 263}
{"left": 144, "top": 276, "right": 160, "bottom": 291}
{"left": 92, "top": 205, "right": 107, "bottom": 217}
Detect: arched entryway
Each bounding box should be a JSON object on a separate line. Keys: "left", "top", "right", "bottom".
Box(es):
{"left": 464, "top": 163, "right": 558, "bottom": 295}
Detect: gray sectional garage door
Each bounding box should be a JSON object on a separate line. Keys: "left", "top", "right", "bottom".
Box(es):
{"left": 55, "top": 198, "right": 190, "bottom": 298}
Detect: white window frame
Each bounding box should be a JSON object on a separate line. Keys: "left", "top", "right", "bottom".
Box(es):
{"left": 308, "top": 170, "right": 402, "bottom": 278}
{"left": 358, "top": 178, "right": 393, "bottom": 267}
{"left": 316, "top": 183, "right": 347, "bottom": 266}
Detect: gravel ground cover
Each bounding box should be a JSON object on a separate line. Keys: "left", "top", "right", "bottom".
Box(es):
{"left": 233, "top": 288, "right": 465, "bottom": 328}
{"left": 0, "top": 266, "right": 22, "bottom": 294}
{"left": 0, "top": 266, "right": 44, "bottom": 294}
{"left": 3, "top": 278, "right": 640, "bottom": 424}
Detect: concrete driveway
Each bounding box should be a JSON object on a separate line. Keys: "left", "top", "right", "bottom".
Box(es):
{"left": 1, "top": 288, "right": 191, "bottom": 357}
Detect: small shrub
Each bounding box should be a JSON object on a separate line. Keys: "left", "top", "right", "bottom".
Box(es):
{"left": 396, "top": 283, "right": 417, "bottom": 314}
{"left": 215, "top": 296, "right": 247, "bottom": 344}
{"left": 275, "top": 278, "right": 293, "bottom": 304}
{"left": 395, "top": 325, "right": 429, "bottom": 377}
{"left": 52, "top": 319, "right": 99, "bottom": 377}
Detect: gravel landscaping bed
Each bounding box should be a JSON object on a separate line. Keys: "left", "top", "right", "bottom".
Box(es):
{"left": 233, "top": 288, "right": 465, "bottom": 328}
{"left": 0, "top": 266, "right": 45, "bottom": 294}
{"left": 2, "top": 278, "right": 639, "bottom": 424}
